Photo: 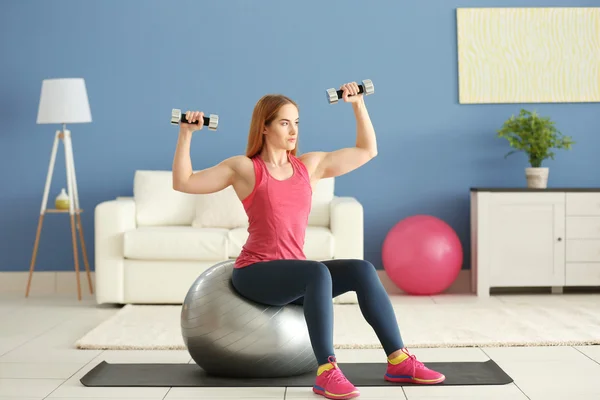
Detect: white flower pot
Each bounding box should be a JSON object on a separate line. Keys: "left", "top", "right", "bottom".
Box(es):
{"left": 525, "top": 167, "right": 549, "bottom": 189}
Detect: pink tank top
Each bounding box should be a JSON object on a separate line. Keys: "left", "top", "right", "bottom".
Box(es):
{"left": 234, "top": 153, "right": 313, "bottom": 268}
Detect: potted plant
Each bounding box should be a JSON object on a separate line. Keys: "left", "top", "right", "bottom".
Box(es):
{"left": 497, "top": 109, "right": 574, "bottom": 188}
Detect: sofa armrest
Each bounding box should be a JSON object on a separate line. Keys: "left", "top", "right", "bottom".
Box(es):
{"left": 330, "top": 196, "right": 364, "bottom": 260}
{"left": 94, "top": 198, "right": 136, "bottom": 304}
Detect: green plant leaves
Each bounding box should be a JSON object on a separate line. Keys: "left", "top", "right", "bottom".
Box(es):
{"left": 497, "top": 109, "right": 574, "bottom": 167}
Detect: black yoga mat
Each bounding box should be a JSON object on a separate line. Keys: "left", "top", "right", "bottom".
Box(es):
{"left": 80, "top": 360, "right": 512, "bottom": 387}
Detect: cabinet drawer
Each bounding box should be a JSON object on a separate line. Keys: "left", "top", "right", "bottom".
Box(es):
{"left": 566, "top": 239, "right": 600, "bottom": 262}
{"left": 566, "top": 263, "right": 600, "bottom": 286}
{"left": 566, "top": 193, "right": 600, "bottom": 215}
{"left": 566, "top": 217, "right": 600, "bottom": 239}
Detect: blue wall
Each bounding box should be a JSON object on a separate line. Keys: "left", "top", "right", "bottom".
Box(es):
{"left": 1, "top": 0, "right": 599, "bottom": 273}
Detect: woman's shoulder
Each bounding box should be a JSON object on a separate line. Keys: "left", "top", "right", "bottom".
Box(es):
{"left": 296, "top": 151, "right": 323, "bottom": 177}
{"left": 224, "top": 155, "right": 255, "bottom": 167}
{"left": 223, "top": 155, "right": 256, "bottom": 178}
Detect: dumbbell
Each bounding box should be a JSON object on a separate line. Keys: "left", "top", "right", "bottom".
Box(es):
{"left": 170, "top": 108, "right": 219, "bottom": 131}
{"left": 326, "top": 79, "right": 375, "bottom": 104}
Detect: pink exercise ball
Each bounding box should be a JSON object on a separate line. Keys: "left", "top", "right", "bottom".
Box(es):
{"left": 382, "top": 215, "right": 463, "bottom": 295}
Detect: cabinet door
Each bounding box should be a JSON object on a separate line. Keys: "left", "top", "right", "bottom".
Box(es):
{"left": 487, "top": 193, "right": 565, "bottom": 287}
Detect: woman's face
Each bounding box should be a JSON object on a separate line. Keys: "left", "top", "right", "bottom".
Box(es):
{"left": 263, "top": 103, "right": 299, "bottom": 152}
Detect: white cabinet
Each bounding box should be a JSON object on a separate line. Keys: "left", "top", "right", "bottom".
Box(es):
{"left": 471, "top": 190, "right": 600, "bottom": 297}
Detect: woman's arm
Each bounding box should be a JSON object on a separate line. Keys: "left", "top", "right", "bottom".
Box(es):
{"left": 302, "top": 82, "right": 378, "bottom": 180}
{"left": 172, "top": 111, "right": 236, "bottom": 194}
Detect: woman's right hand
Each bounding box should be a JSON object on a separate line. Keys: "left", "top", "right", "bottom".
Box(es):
{"left": 180, "top": 110, "right": 205, "bottom": 133}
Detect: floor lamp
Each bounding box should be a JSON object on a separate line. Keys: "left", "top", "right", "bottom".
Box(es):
{"left": 26, "top": 78, "right": 94, "bottom": 300}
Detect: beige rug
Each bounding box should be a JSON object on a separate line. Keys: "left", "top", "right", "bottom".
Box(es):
{"left": 75, "top": 295, "right": 600, "bottom": 350}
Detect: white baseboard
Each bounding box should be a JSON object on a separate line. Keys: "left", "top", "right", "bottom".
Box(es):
{"left": 377, "top": 269, "right": 472, "bottom": 295}
{"left": 0, "top": 271, "right": 96, "bottom": 297}
{"left": 0, "top": 269, "right": 472, "bottom": 296}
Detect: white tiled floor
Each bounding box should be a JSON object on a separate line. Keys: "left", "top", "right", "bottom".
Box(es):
{"left": 1, "top": 293, "right": 600, "bottom": 399}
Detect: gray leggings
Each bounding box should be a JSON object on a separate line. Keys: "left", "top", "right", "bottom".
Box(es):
{"left": 231, "top": 259, "right": 404, "bottom": 365}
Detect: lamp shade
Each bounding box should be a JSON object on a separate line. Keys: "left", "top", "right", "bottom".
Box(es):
{"left": 37, "top": 78, "right": 92, "bottom": 124}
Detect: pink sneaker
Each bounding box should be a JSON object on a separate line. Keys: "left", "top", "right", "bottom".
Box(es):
{"left": 313, "top": 356, "right": 360, "bottom": 399}
{"left": 385, "top": 348, "right": 445, "bottom": 384}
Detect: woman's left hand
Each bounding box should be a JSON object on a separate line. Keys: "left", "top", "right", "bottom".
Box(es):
{"left": 340, "top": 82, "right": 364, "bottom": 103}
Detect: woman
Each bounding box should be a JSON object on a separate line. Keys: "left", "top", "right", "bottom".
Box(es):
{"left": 172, "top": 82, "right": 445, "bottom": 399}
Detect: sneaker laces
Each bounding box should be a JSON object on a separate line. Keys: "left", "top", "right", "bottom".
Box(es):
{"left": 402, "top": 348, "right": 425, "bottom": 369}
{"left": 326, "top": 368, "right": 351, "bottom": 385}
{"left": 324, "top": 356, "right": 351, "bottom": 385}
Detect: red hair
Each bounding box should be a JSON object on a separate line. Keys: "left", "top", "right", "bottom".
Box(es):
{"left": 246, "top": 94, "right": 299, "bottom": 158}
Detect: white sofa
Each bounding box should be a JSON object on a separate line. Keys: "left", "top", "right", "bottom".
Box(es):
{"left": 94, "top": 170, "right": 364, "bottom": 305}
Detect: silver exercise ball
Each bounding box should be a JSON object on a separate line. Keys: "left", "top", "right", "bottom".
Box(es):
{"left": 181, "top": 260, "right": 318, "bottom": 378}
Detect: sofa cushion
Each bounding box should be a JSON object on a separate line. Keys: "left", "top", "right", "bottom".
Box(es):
{"left": 309, "top": 178, "right": 334, "bottom": 227}
{"left": 227, "top": 226, "right": 334, "bottom": 260}
{"left": 124, "top": 226, "right": 228, "bottom": 261}
{"left": 193, "top": 178, "right": 334, "bottom": 228}
{"left": 304, "top": 226, "right": 335, "bottom": 260}
{"left": 134, "top": 171, "right": 197, "bottom": 227}
{"left": 192, "top": 185, "right": 248, "bottom": 229}
{"left": 133, "top": 171, "right": 333, "bottom": 228}
{"left": 228, "top": 228, "right": 249, "bottom": 258}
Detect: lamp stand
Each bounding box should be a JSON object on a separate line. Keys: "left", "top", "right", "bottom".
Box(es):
{"left": 26, "top": 126, "right": 93, "bottom": 300}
